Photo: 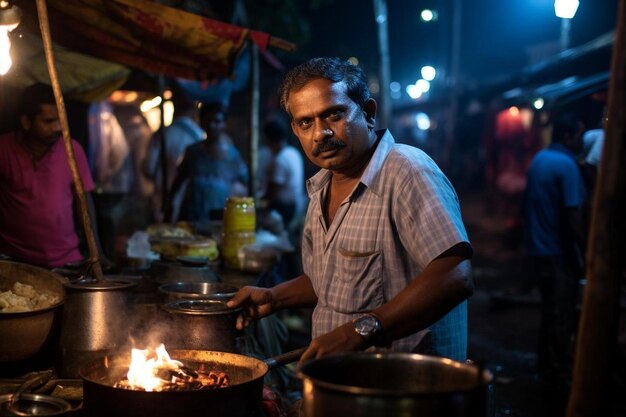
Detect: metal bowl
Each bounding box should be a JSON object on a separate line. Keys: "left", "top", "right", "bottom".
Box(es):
{"left": 0, "top": 393, "right": 72, "bottom": 416}
{"left": 0, "top": 261, "right": 66, "bottom": 364}
{"left": 158, "top": 282, "right": 239, "bottom": 303}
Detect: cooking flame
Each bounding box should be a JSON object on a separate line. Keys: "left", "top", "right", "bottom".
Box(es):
{"left": 126, "top": 344, "right": 183, "bottom": 392}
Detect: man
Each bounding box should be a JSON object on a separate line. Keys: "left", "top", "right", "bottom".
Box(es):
{"left": 168, "top": 102, "right": 248, "bottom": 222}
{"left": 580, "top": 107, "right": 607, "bottom": 242}
{"left": 523, "top": 113, "right": 585, "bottom": 383}
{"left": 581, "top": 106, "right": 607, "bottom": 198}
{"left": 259, "top": 118, "right": 306, "bottom": 228}
{"left": 228, "top": 57, "right": 473, "bottom": 363}
{"left": 0, "top": 83, "right": 103, "bottom": 268}
{"left": 145, "top": 86, "right": 205, "bottom": 222}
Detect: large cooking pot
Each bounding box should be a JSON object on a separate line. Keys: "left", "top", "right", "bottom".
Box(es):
{"left": 0, "top": 261, "right": 65, "bottom": 367}
{"left": 79, "top": 348, "right": 305, "bottom": 417}
{"left": 57, "top": 276, "right": 136, "bottom": 378}
{"left": 159, "top": 299, "right": 241, "bottom": 352}
{"left": 298, "top": 352, "right": 493, "bottom": 417}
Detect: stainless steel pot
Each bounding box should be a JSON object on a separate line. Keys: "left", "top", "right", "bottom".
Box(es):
{"left": 159, "top": 299, "right": 241, "bottom": 352}
{"left": 298, "top": 352, "right": 493, "bottom": 417}
{"left": 0, "top": 261, "right": 65, "bottom": 366}
{"left": 157, "top": 282, "right": 239, "bottom": 303}
{"left": 57, "top": 276, "right": 136, "bottom": 378}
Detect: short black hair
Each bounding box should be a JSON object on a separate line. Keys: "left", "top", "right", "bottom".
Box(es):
{"left": 278, "top": 57, "right": 370, "bottom": 115}
{"left": 263, "top": 118, "right": 287, "bottom": 143}
{"left": 551, "top": 113, "right": 580, "bottom": 144}
{"left": 19, "top": 83, "right": 56, "bottom": 120}
{"left": 171, "top": 88, "right": 196, "bottom": 115}
{"left": 199, "top": 101, "right": 228, "bottom": 120}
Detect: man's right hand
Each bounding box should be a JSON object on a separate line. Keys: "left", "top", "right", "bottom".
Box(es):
{"left": 226, "top": 286, "right": 275, "bottom": 330}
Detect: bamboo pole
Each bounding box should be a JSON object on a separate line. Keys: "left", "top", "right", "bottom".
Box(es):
{"left": 268, "top": 36, "right": 296, "bottom": 53}
{"left": 157, "top": 75, "right": 169, "bottom": 217}
{"left": 35, "top": 0, "right": 103, "bottom": 281}
{"left": 566, "top": 1, "right": 626, "bottom": 416}
{"left": 373, "top": 0, "right": 391, "bottom": 129}
{"left": 247, "top": 41, "right": 260, "bottom": 198}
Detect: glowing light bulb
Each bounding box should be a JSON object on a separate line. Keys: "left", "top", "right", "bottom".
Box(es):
{"left": 0, "top": 1, "right": 21, "bottom": 76}
{"left": 0, "top": 22, "right": 17, "bottom": 75}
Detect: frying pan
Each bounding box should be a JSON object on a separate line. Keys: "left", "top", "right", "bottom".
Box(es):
{"left": 79, "top": 347, "right": 305, "bottom": 417}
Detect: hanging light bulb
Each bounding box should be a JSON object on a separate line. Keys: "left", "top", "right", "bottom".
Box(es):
{"left": 0, "top": 0, "right": 22, "bottom": 76}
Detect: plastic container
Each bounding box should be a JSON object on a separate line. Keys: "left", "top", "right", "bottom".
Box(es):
{"left": 222, "top": 197, "right": 256, "bottom": 269}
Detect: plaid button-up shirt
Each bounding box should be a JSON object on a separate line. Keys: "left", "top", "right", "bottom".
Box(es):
{"left": 302, "top": 130, "right": 471, "bottom": 360}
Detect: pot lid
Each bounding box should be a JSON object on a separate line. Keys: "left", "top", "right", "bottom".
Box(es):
{"left": 161, "top": 299, "right": 240, "bottom": 315}
{"left": 63, "top": 276, "right": 137, "bottom": 291}
{"left": 158, "top": 282, "right": 238, "bottom": 297}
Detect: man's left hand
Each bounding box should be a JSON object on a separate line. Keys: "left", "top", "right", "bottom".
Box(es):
{"left": 299, "top": 321, "right": 368, "bottom": 365}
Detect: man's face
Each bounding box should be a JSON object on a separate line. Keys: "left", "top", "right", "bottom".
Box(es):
{"left": 200, "top": 110, "right": 226, "bottom": 142}
{"left": 288, "top": 78, "right": 376, "bottom": 172}
{"left": 22, "top": 103, "right": 61, "bottom": 145}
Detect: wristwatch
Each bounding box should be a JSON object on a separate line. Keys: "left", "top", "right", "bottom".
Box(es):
{"left": 353, "top": 313, "right": 384, "bottom": 347}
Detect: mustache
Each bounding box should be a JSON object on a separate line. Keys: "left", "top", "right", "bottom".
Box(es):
{"left": 44, "top": 132, "right": 61, "bottom": 141}
{"left": 312, "top": 139, "right": 345, "bottom": 157}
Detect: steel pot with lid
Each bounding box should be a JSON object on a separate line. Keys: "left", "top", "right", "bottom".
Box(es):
{"left": 57, "top": 276, "right": 137, "bottom": 378}
{"left": 157, "top": 282, "right": 239, "bottom": 303}
{"left": 159, "top": 299, "right": 241, "bottom": 353}
{"left": 298, "top": 352, "right": 493, "bottom": 417}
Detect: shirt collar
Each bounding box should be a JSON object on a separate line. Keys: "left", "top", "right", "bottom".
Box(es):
{"left": 305, "top": 129, "right": 395, "bottom": 198}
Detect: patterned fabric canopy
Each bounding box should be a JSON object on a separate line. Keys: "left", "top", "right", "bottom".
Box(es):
{"left": 20, "top": 0, "right": 273, "bottom": 81}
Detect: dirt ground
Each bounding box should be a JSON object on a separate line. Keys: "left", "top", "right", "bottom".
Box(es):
{"left": 461, "top": 191, "right": 626, "bottom": 417}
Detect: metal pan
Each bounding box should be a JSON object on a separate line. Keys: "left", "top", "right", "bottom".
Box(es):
{"left": 79, "top": 347, "right": 305, "bottom": 417}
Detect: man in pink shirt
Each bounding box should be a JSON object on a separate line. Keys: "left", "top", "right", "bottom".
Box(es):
{"left": 0, "top": 83, "right": 103, "bottom": 268}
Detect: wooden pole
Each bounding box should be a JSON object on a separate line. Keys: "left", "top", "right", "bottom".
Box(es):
{"left": 443, "top": 0, "right": 462, "bottom": 169}
{"left": 157, "top": 75, "right": 169, "bottom": 217}
{"left": 373, "top": 0, "right": 391, "bottom": 129}
{"left": 35, "top": 0, "right": 103, "bottom": 281}
{"left": 247, "top": 41, "right": 260, "bottom": 198}
{"left": 566, "top": 1, "right": 626, "bottom": 416}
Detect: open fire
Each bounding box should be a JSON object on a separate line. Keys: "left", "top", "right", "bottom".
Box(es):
{"left": 113, "top": 344, "right": 229, "bottom": 392}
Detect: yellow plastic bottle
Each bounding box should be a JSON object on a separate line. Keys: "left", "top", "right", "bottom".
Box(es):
{"left": 221, "top": 197, "right": 256, "bottom": 269}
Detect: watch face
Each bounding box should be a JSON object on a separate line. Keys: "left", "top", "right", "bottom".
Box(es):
{"left": 355, "top": 315, "right": 378, "bottom": 336}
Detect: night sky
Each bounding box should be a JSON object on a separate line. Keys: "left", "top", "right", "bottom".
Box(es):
{"left": 297, "top": 0, "right": 618, "bottom": 93}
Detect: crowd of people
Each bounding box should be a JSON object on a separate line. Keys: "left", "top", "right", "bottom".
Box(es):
{"left": 0, "top": 82, "right": 309, "bottom": 269}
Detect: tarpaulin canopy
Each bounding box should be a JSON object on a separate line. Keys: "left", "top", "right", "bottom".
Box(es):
{"left": 18, "top": 0, "right": 283, "bottom": 81}
{"left": 5, "top": 33, "right": 131, "bottom": 101}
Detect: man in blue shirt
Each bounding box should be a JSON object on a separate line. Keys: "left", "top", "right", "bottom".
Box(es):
{"left": 167, "top": 102, "right": 248, "bottom": 222}
{"left": 523, "top": 113, "right": 585, "bottom": 384}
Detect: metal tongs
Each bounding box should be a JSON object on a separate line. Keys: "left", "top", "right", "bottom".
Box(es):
{"left": 7, "top": 370, "right": 79, "bottom": 416}
{"left": 8, "top": 370, "right": 55, "bottom": 416}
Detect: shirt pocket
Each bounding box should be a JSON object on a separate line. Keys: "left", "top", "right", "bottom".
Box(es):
{"left": 326, "top": 248, "right": 384, "bottom": 313}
